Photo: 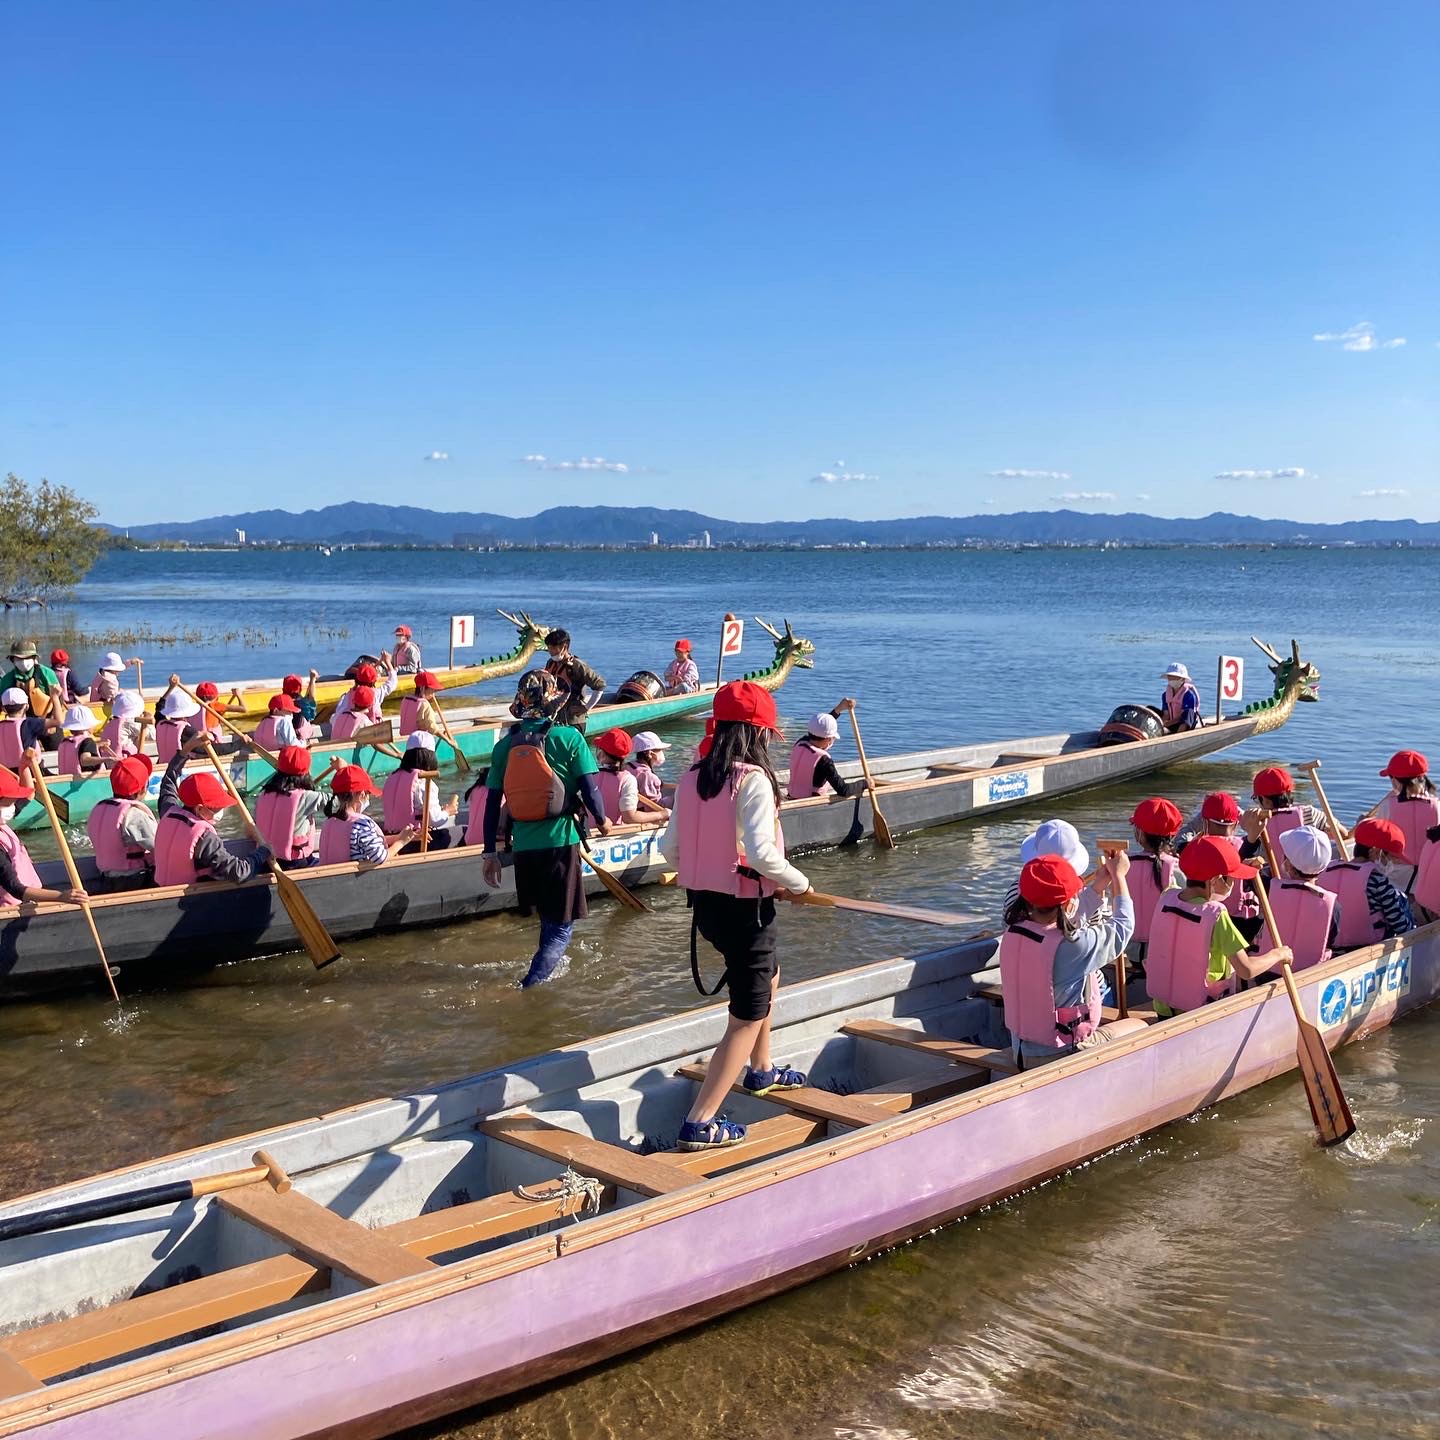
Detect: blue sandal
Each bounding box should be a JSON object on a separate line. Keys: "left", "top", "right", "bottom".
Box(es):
{"left": 742, "top": 1063, "right": 807, "bottom": 1096}
{"left": 677, "top": 1115, "right": 747, "bottom": 1151}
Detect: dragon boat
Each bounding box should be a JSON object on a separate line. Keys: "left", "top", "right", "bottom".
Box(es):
{"left": 22, "top": 619, "right": 817, "bottom": 835}
{"left": 0, "top": 909, "right": 1431, "bottom": 1437}
{"left": 138, "top": 609, "right": 550, "bottom": 722}
{"left": 0, "top": 639, "right": 1317, "bottom": 997}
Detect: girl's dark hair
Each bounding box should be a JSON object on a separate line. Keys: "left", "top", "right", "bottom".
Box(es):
{"left": 1262, "top": 791, "right": 1297, "bottom": 811}
{"left": 400, "top": 747, "right": 438, "bottom": 772}
{"left": 1399, "top": 776, "right": 1437, "bottom": 801}
{"left": 261, "top": 772, "right": 315, "bottom": 796}
{"left": 544, "top": 628, "right": 570, "bottom": 649}
{"left": 1136, "top": 829, "right": 1177, "bottom": 856}
{"left": 695, "top": 719, "right": 781, "bottom": 802}
{"left": 324, "top": 791, "right": 367, "bottom": 819}
{"left": 1003, "top": 893, "right": 1079, "bottom": 941}
{"left": 1352, "top": 843, "right": 1376, "bottom": 861}
{"left": 463, "top": 768, "right": 489, "bottom": 803}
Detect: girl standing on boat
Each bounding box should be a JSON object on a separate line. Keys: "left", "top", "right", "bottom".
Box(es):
{"left": 0, "top": 771, "right": 88, "bottom": 908}
{"left": 997, "top": 852, "right": 1142, "bottom": 1068}
{"left": 1159, "top": 662, "right": 1202, "bottom": 733}
{"left": 658, "top": 679, "right": 813, "bottom": 1150}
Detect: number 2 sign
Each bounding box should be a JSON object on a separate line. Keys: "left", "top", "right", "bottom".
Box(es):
{"left": 1216, "top": 654, "right": 1243, "bottom": 721}
{"left": 720, "top": 617, "right": 744, "bottom": 657}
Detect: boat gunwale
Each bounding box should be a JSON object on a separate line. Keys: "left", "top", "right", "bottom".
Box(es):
{"left": 1, "top": 918, "right": 1433, "bottom": 1431}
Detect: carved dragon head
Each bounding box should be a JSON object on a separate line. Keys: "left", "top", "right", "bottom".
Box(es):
{"left": 1252, "top": 635, "right": 1320, "bottom": 703}
{"left": 753, "top": 616, "right": 815, "bottom": 670}
{"left": 496, "top": 608, "right": 548, "bottom": 649}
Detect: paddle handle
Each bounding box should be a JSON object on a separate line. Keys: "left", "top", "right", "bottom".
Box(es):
{"left": 178, "top": 681, "right": 279, "bottom": 769}
{"left": 847, "top": 707, "right": 879, "bottom": 792}
{"left": 1298, "top": 760, "right": 1351, "bottom": 862}
{"left": 201, "top": 741, "right": 264, "bottom": 848}
{"left": 434, "top": 701, "right": 473, "bottom": 773}
{"left": 1255, "top": 832, "right": 1285, "bottom": 952}
{"left": 421, "top": 778, "right": 432, "bottom": 853}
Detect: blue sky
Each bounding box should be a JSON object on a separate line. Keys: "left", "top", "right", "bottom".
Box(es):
{"left": 3, "top": 2, "right": 1436, "bottom": 525}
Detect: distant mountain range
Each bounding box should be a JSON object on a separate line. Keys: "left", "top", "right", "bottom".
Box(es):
{"left": 107, "top": 502, "right": 1440, "bottom": 547}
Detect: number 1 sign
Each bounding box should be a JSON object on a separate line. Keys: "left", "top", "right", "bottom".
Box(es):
{"left": 1216, "top": 654, "right": 1243, "bottom": 722}
{"left": 449, "top": 614, "right": 475, "bottom": 669}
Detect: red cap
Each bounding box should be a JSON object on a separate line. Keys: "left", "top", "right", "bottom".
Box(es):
{"left": 1179, "top": 835, "right": 1258, "bottom": 882}
{"left": 178, "top": 773, "right": 238, "bottom": 811}
{"left": 0, "top": 770, "right": 33, "bottom": 802}
{"left": 49, "top": 649, "right": 69, "bottom": 666}
{"left": 196, "top": 681, "right": 219, "bottom": 702}
{"left": 1131, "top": 797, "right": 1183, "bottom": 836}
{"left": 354, "top": 664, "right": 379, "bottom": 686}
{"left": 415, "top": 670, "right": 440, "bottom": 691}
{"left": 1018, "top": 855, "right": 1085, "bottom": 909}
{"left": 282, "top": 674, "right": 304, "bottom": 695}
{"left": 1252, "top": 766, "right": 1294, "bottom": 798}
{"left": 1200, "top": 792, "right": 1241, "bottom": 824}
{"left": 350, "top": 685, "right": 375, "bottom": 711}
{"left": 1354, "top": 817, "right": 1406, "bottom": 856}
{"left": 110, "top": 754, "right": 153, "bottom": 798}
{"left": 595, "top": 727, "right": 632, "bottom": 759}
{"left": 1380, "top": 750, "right": 1428, "bottom": 780}
{"left": 675, "top": 638, "right": 692, "bottom": 652}
{"left": 394, "top": 624, "right": 412, "bottom": 638}
{"left": 331, "top": 763, "right": 381, "bottom": 796}
{"left": 268, "top": 693, "right": 299, "bottom": 714}
{"left": 712, "top": 680, "right": 780, "bottom": 733}
{"left": 277, "top": 744, "right": 311, "bottom": 776}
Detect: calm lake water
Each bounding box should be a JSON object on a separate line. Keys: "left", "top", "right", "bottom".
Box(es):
{"left": 3, "top": 545, "right": 1438, "bottom": 1439}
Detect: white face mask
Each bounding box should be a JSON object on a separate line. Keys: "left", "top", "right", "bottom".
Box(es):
{"left": 356, "top": 797, "right": 370, "bottom": 815}
{"left": 0, "top": 804, "right": 14, "bottom": 825}
{"left": 13, "top": 659, "right": 34, "bottom": 674}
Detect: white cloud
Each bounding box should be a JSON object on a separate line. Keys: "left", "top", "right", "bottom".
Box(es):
{"left": 1358, "top": 487, "right": 1409, "bottom": 498}
{"left": 811, "top": 469, "right": 879, "bottom": 484}
{"left": 520, "top": 453, "right": 547, "bottom": 464}
{"left": 521, "top": 454, "right": 630, "bottom": 474}
{"left": 1135, "top": 492, "right": 1151, "bottom": 500}
{"left": 989, "top": 468, "right": 1071, "bottom": 481}
{"left": 1214, "top": 467, "right": 1309, "bottom": 481}
{"left": 1313, "top": 321, "right": 1405, "bottom": 352}
{"left": 423, "top": 450, "right": 450, "bottom": 462}
{"left": 1051, "top": 491, "right": 1116, "bottom": 502}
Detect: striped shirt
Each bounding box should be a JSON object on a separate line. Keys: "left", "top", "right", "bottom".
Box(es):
{"left": 348, "top": 813, "right": 390, "bottom": 864}
{"left": 1366, "top": 868, "right": 1414, "bottom": 938}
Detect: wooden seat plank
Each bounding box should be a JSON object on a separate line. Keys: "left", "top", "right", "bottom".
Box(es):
{"left": 926, "top": 763, "right": 979, "bottom": 775}
{"left": 972, "top": 981, "right": 1158, "bottom": 1025}
{"left": 218, "top": 1184, "right": 436, "bottom": 1287}
{"left": 0, "top": 1351, "right": 40, "bottom": 1398}
{"left": 842, "top": 1018, "right": 1020, "bottom": 1074}
{"left": 658, "top": 1113, "right": 823, "bottom": 1176}
{"left": 388, "top": 1183, "right": 604, "bottom": 1253}
{"left": 994, "top": 752, "right": 1059, "bottom": 766}
{"left": 479, "top": 1114, "right": 694, "bottom": 1196}
{"left": 674, "top": 1062, "right": 897, "bottom": 1129}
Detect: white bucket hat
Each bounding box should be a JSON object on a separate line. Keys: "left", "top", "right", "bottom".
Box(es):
{"left": 1279, "top": 824, "right": 1332, "bottom": 876}
{"left": 808, "top": 712, "right": 839, "bottom": 741}
{"left": 161, "top": 690, "right": 200, "bottom": 720}
{"left": 630, "top": 731, "right": 669, "bottom": 753}
{"left": 111, "top": 691, "right": 143, "bottom": 718}
{"left": 405, "top": 729, "right": 439, "bottom": 751}
{"left": 63, "top": 704, "right": 98, "bottom": 733}
{"left": 99, "top": 651, "right": 126, "bottom": 673}
{"left": 0, "top": 687, "right": 27, "bottom": 708}
{"left": 1020, "top": 818, "right": 1090, "bottom": 876}
{"left": 1161, "top": 661, "right": 1191, "bottom": 681}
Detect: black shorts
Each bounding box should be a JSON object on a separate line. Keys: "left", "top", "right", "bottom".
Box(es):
{"left": 513, "top": 844, "right": 589, "bottom": 925}
{"left": 691, "top": 890, "right": 779, "bottom": 1022}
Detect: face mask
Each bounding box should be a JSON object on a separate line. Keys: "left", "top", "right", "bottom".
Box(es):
{"left": 0, "top": 805, "right": 14, "bottom": 825}
{"left": 14, "top": 659, "right": 34, "bottom": 674}
{"left": 356, "top": 797, "right": 370, "bottom": 815}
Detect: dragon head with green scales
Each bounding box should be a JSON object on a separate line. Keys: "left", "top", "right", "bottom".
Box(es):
{"left": 1243, "top": 636, "right": 1320, "bottom": 734}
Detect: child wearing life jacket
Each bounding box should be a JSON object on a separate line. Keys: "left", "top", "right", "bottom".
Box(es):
{"left": 997, "top": 852, "right": 1144, "bottom": 1068}
{"left": 87, "top": 755, "right": 158, "bottom": 890}
{"left": 1247, "top": 825, "right": 1338, "bottom": 975}
{"left": 153, "top": 743, "right": 274, "bottom": 887}
{"left": 1178, "top": 791, "right": 1262, "bottom": 936}
{"left": 58, "top": 705, "right": 106, "bottom": 775}
{"left": 0, "top": 771, "right": 88, "bottom": 908}
{"left": 663, "top": 638, "right": 700, "bottom": 695}
{"left": 194, "top": 680, "right": 246, "bottom": 739}
{"left": 255, "top": 746, "right": 327, "bottom": 866}
{"left": 1317, "top": 818, "right": 1414, "bottom": 949}
{"left": 786, "top": 700, "right": 858, "bottom": 800}
{"left": 1124, "top": 797, "right": 1184, "bottom": 961}
{"left": 1240, "top": 766, "right": 1326, "bottom": 864}
{"left": 283, "top": 671, "right": 320, "bottom": 730}
{"left": 1413, "top": 821, "right": 1440, "bottom": 924}
{"left": 590, "top": 728, "right": 667, "bottom": 826}
{"left": 317, "top": 764, "right": 415, "bottom": 868}
{"left": 1003, "top": 819, "right": 1110, "bottom": 925}
{"left": 0, "top": 686, "right": 58, "bottom": 766}
{"left": 399, "top": 670, "right": 449, "bottom": 747}
{"left": 392, "top": 625, "right": 422, "bottom": 674}
{"left": 1159, "top": 662, "right": 1201, "bottom": 733}
{"left": 87, "top": 651, "right": 139, "bottom": 710}
{"left": 254, "top": 693, "right": 308, "bottom": 752}
{"left": 1369, "top": 750, "right": 1439, "bottom": 877}
{"left": 657, "top": 679, "right": 814, "bottom": 1150}
{"left": 1145, "top": 837, "right": 1263, "bottom": 1017}
{"left": 49, "top": 650, "right": 84, "bottom": 705}
{"left": 385, "top": 738, "right": 460, "bottom": 850}
{"left": 99, "top": 690, "right": 146, "bottom": 760}
{"left": 628, "top": 731, "right": 674, "bottom": 808}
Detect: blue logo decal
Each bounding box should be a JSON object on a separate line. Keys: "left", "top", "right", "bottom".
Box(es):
{"left": 986, "top": 771, "right": 1033, "bottom": 803}
{"left": 1318, "top": 978, "right": 1348, "bottom": 1027}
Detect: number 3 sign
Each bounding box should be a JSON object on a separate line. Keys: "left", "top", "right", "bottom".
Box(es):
{"left": 1216, "top": 654, "right": 1243, "bottom": 720}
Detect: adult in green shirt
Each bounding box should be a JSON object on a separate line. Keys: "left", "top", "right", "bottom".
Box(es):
{"left": 480, "top": 669, "right": 613, "bottom": 987}
{"left": 0, "top": 641, "right": 63, "bottom": 721}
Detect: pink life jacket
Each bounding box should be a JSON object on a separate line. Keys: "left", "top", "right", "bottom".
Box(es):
{"left": 1378, "top": 794, "right": 1440, "bottom": 867}
{"left": 1256, "top": 879, "right": 1335, "bottom": 971}
{"left": 56, "top": 737, "right": 91, "bottom": 776}
{"left": 54, "top": 664, "right": 73, "bottom": 702}
{"left": 1413, "top": 838, "right": 1440, "bottom": 920}
{"left": 1263, "top": 806, "right": 1305, "bottom": 854}
{"left": 787, "top": 740, "right": 823, "bottom": 800}
{"left": 252, "top": 716, "right": 285, "bottom": 751}
{"left": 318, "top": 814, "right": 363, "bottom": 865}
{"left": 153, "top": 809, "right": 217, "bottom": 887}
{"left": 629, "top": 759, "right": 663, "bottom": 803}
{"left": 997, "top": 920, "right": 1101, "bottom": 1050}
{"left": 1127, "top": 851, "right": 1178, "bottom": 943}
{"left": 381, "top": 770, "right": 419, "bottom": 833}
{"left": 0, "top": 717, "right": 23, "bottom": 769}
{"left": 1145, "top": 893, "right": 1234, "bottom": 1012}
{"left": 255, "top": 789, "right": 316, "bottom": 861}
{"left": 87, "top": 796, "right": 150, "bottom": 874}
{"left": 329, "top": 709, "right": 368, "bottom": 741}
{"left": 674, "top": 764, "right": 782, "bottom": 898}
{"left": 399, "top": 696, "right": 422, "bottom": 737}
{"left": 1316, "top": 861, "right": 1384, "bottom": 949}
{"left": 99, "top": 715, "right": 136, "bottom": 760}
{"left": 155, "top": 718, "right": 186, "bottom": 762}
{"left": 1161, "top": 682, "right": 1198, "bottom": 727}
{"left": 0, "top": 824, "right": 42, "bottom": 905}
{"left": 594, "top": 768, "right": 624, "bottom": 825}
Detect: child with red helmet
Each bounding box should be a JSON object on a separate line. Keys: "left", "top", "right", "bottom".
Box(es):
{"left": 1316, "top": 818, "right": 1414, "bottom": 946}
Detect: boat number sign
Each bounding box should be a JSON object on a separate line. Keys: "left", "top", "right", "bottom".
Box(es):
{"left": 720, "top": 617, "right": 744, "bottom": 657}
{"left": 972, "top": 769, "right": 1042, "bottom": 807}
{"left": 1316, "top": 953, "right": 1411, "bottom": 1031}
{"left": 450, "top": 615, "right": 474, "bottom": 650}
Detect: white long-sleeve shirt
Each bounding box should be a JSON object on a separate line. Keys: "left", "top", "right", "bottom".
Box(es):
{"left": 660, "top": 768, "right": 809, "bottom": 894}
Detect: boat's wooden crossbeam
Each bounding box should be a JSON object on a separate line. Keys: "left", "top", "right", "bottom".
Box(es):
{"left": 841, "top": 1018, "right": 1020, "bottom": 1074}
{"left": 0, "top": 1351, "right": 39, "bottom": 1400}
{"left": 477, "top": 1114, "right": 695, "bottom": 1197}
{"left": 674, "top": 1062, "right": 916, "bottom": 1130}
{"left": 968, "top": 980, "right": 1160, "bottom": 1026}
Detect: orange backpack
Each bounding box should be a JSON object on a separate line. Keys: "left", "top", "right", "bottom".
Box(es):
{"left": 502, "top": 724, "right": 568, "bottom": 821}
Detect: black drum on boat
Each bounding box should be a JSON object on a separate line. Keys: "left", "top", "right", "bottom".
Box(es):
{"left": 617, "top": 670, "right": 664, "bottom": 704}
{"left": 343, "top": 654, "right": 382, "bottom": 680}
{"left": 1099, "top": 703, "right": 1166, "bottom": 746}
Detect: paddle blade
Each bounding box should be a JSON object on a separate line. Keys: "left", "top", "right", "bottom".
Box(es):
{"left": 270, "top": 863, "right": 342, "bottom": 969}
{"left": 1294, "top": 1016, "right": 1356, "bottom": 1146}
{"left": 45, "top": 786, "right": 70, "bottom": 826}
{"left": 582, "top": 850, "right": 653, "bottom": 913}
{"left": 870, "top": 803, "right": 895, "bottom": 849}
{"left": 349, "top": 721, "right": 394, "bottom": 748}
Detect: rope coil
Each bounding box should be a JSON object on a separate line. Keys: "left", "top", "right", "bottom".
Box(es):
{"left": 516, "top": 1165, "right": 604, "bottom": 1224}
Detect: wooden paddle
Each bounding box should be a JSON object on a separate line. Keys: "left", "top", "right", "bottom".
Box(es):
{"left": 0, "top": 1149, "right": 291, "bottom": 1244}
{"left": 23, "top": 755, "right": 119, "bottom": 1004}
{"left": 1096, "top": 839, "right": 1130, "bottom": 1018}
{"left": 848, "top": 707, "right": 895, "bottom": 849}
{"left": 579, "top": 830, "right": 653, "bottom": 913}
{"left": 782, "top": 889, "right": 980, "bottom": 926}
{"left": 1297, "top": 759, "right": 1351, "bottom": 861}
{"left": 200, "top": 741, "right": 341, "bottom": 970}
{"left": 1256, "top": 830, "right": 1356, "bottom": 1146}
{"left": 176, "top": 681, "right": 280, "bottom": 768}
{"left": 420, "top": 778, "right": 433, "bottom": 854}
{"left": 431, "top": 699, "right": 473, "bottom": 775}
{"left": 20, "top": 763, "right": 70, "bottom": 824}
